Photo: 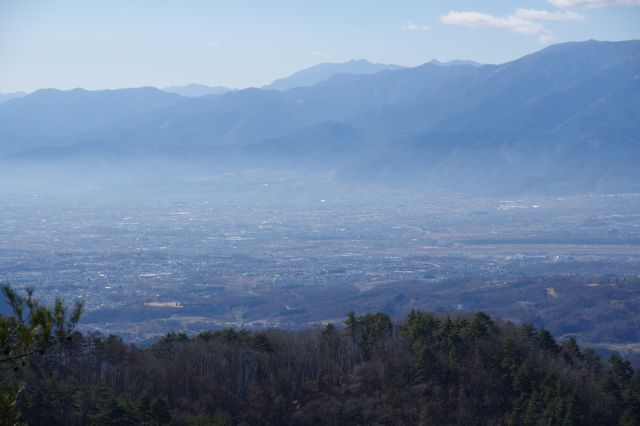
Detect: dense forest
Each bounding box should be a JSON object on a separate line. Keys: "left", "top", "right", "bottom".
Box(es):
{"left": 1, "top": 285, "right": 639, "bottom": 425}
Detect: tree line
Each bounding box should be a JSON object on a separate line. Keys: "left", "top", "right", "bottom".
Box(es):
{"left": 1, "top": 284, "right": 639, "bottom": 425}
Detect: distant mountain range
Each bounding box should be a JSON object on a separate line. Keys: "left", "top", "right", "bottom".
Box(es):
{"left": 1, "top": 40, "right": 639, "bottom": 194}
{"left": 0, "top": 87, "right": 184, "bottom": 153}
{"left": 160, "top": 59, "right": 404, "bottom": 97}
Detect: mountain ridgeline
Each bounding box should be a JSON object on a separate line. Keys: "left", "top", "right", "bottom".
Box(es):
{"left": 262, "top": 58, "right": 406, "bottom": 91}
{"left": 0, "top": 91, "right": 26, "bottom": 104}
{"left": 1, "top": 40, "right": 639, "bottom": 194}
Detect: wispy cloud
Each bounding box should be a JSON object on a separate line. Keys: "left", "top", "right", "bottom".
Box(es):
{"left": 312, "top": 50, "right": 335, "bottom": 59}
{"left": 441, "top": 11, "right": 551, "bottom": 43}
{"left": 548, "top": 0, "right": 640, "bottom": 8}
{"left": 514, "top": 8, "right": 584, "bottom": 20}
{"left": 400, "top": 22, "right": 431, "bottom": 32}
{"left": 204, "top": 41, "right": 221, "bottom": 48}
{"left": 441, "top": 8, "right": 583, "bottom": 43}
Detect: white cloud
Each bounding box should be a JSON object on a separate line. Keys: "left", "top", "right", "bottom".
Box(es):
{"left": 548, "top": 0, "right": 640, "bottom": 8}
{"left": 514, "top": 8, "right": 584, "bottom": 20}
{"left": 441, "top": 11, "right": 550, "bottom": 42}
{"left": 441, "top": 8, "right": 584, "bottom": 43}
{"left": 401, "top": 22, "right": 431, "bottom": 32}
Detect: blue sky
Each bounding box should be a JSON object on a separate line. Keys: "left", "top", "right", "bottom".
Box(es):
{"left": 1, "top": 0, "right": 639, "bottom": 92}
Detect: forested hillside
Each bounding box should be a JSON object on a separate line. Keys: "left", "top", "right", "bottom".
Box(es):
{"left": 2, "top": 307, "right": 639, "bottom": 425}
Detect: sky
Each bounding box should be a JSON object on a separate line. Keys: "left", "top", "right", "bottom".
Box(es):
{"left": 1, "top": 0, "right": 639, "bottom": 93}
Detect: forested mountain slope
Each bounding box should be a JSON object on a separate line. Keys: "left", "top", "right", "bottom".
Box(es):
{"left": 4, "top": 311, "right": 639, "bottom": 425}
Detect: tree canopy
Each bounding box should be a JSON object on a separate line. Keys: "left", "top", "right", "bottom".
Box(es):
{"left": 1, "top": 286, "right": 638, "bottom": 425}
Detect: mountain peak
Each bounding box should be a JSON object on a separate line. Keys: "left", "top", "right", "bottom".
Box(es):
{"left": 346, "top": 58, "right": 372, "bottom": 64}
{"left": 263, "top": 59, "right": 405, "bottom": 91}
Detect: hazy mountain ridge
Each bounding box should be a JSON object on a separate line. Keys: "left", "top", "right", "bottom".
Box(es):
{"left": 2, "top": 40, "right": 639, "bottom": 194}
{"left": 0, "top": 91, "right": 26, "bottom": 104}
{"left": 263, "top": 58, "right": 405, "bottom": 91}
{"left": 330, "top": 40, "right": 640, "bottom": 191}
{"left": 0, "top": 87, "right": 185, "bottom": 154}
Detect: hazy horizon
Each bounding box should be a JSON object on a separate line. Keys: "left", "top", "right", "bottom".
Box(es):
{"left": 2, "top": 0, "right": 640, "bottom": 93}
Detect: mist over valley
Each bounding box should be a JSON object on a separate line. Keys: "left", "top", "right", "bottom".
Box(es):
{"left": 1, "top": 11, "right": 640, "bottom": 420}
